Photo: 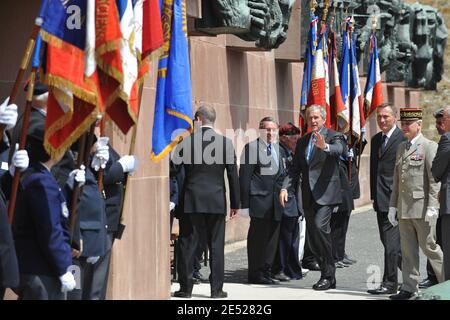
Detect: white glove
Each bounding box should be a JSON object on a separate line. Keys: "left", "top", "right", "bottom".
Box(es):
{"left": 0, "top": 97, "right": 18, "bottom": 130}
{"left": 59, "top": 271, "right": 76, "bottom": 292}
{"left": 86, "top": 256, "right": 100, "bottom": 264}
{"left": 388, "top": 207, "right": 398, "bottom": 227}
{"left": 424, "top": 207, "right": 438, "bottom": 226}
{"left": 118, "top": 155, "right": 138, "bottom": 174}
{"left": 169, "top": 201, "right": 176, "bottom": 212}
{"left": 9, "top": 144, "right": 29, "bottom": 176}
{"left": 347, "top": 148, "right": 354, "bottom": 159}
{"left": 91, "top": 137, "right": 109, "bottom": 171}
{"left": 67, "top": 165, "right": 86, "bottom": 189}
{"left": 239, "top": 208, "right": 250, "bottom": 218}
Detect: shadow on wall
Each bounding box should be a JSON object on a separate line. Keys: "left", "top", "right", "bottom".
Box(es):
{"left": 227, "top": 49, "right": 250, "bottom": 132}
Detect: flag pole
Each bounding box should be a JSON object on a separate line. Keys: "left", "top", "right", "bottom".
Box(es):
{"left": 1, "top": 18, "right": 42, "bottom": 137}
{"left": 347, "top": 18, "right": 353, "bottom": 183}
{"left": 69, "top": 122, "right": 96, "bottom": 235}
{"left": 7, "top": 67, "right": 38, "bottom": 224}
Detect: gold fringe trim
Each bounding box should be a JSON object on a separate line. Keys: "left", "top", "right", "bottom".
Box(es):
{"left": 45, "top": 75, "right": 98, "bottom": 106}
{"left": 44, "top": 106, "right": 99, "bottom": 159}
{"left": 150, "top": 108, "right": 193, "bottom": 162}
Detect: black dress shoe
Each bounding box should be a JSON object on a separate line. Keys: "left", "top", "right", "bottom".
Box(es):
{"left": 312, "top": 278, "right": 336, "bottom": 291}
{"left": 211, "top": 290, "right": 228, "bottom": 299}
{"left": 418, "top": 278, "right": 438, "bottom": 289}
{"left": 367, "top": 285, "right": 397, "bottom": 295}
{"left": 302, "top": 262, "right": 321, "bottom": 271}
{"left": 248, "top": 276, "right": 277, "bottom": 285}
{"left": 273, "top": 272, "right": 291, "bottom": 282}
{"left": 335, "top": 261, "right": 346, "bottom": 268}
{"left": 343, "top": 254, "right": 357, "bottom": 264}
{"left": 389, "top": 290, "right": 415, "bottom": 300}
{"left": 342, "top": 257, "right": 354, "bottom": 265}
{"left": 172, "top": 290, "right": 192, "bottom": 298}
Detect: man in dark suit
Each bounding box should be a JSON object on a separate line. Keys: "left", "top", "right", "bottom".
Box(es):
{"left": 281, "top": 105, "right": 346, "bottom": 290}
{"left": 240, "top": 116, "right": 285, "bottom": 285}
{"left": 432, "top": 106, "right": 450, "bottom": 281}
{"left": 172, "top": 105, "right": 240, "bottom": 299}
{"left": 368, "top": 103, "right": 406, "bottom": 295}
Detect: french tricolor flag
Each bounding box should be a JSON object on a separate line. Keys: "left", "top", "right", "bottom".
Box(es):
{"left": 364, "top": 33, "right": 384, "bottom": 119}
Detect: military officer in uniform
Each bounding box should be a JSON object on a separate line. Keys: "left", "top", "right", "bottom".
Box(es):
{"left": 388, "top": 108, "right": 444, "bottom": 300}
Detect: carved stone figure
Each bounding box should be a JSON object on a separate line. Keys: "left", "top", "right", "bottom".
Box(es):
{"left": 195, "top": 0, "right": 296, "bottom": 49}
{"left": 302, "top": 0, "right": 448, "bottom": 89}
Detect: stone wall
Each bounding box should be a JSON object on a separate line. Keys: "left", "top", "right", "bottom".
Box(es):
{"left": 404, "top": 0, "right": 450, "bottom": 141}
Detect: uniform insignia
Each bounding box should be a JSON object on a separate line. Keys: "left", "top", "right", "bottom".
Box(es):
{"left": 411, "top": 154, "right": 424, "bottom": 161}
{"left": 61, "top": 202, "right": 69, "bottom": 218}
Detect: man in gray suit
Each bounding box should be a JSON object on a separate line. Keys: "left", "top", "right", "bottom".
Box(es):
{"left": 368, "top": 103, "right": 407, "bottom": 295}
{"left": 389, "top": 108, "right": 443, "bottom": 300}
{"left": 280, "top": 105, "right": 346, "bottom": 290}
{"left": 432, "top": 105, "right": 450, "bottom": 281}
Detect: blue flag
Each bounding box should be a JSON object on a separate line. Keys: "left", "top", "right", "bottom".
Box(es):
{"left": 300, "top": 12, "right": 318, "bottom": 108}
{"left": 151, "top": 0, "right": 193, "bottom": 161}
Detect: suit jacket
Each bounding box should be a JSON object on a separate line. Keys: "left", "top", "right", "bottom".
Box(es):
{"left": 370, "top": 127, "right": 407, "bottom": 213}
{"left": 279, "top": 143, "right": 300, "bottom": 218}
{"left": 13, "top": 163, "right": 72, "bottom": 277}
{"left": 240, "top": 138, "right": 287, "bottom": 221}
{"left": 432, "top": 132, "right": 450, "bottom": 215}
{"left": 389, "top": 135, "right": 440, "bottom": 219}
{"left": 174, "top": 127, "right": 240, "bottom": 215}
{"left": 283, "top": 128, "right": 346, "bottom": 207}
{"left": 101, "top": 146, "right": 126, "bottom": 233}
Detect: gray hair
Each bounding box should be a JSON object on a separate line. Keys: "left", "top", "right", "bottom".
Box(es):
{"left": 195, "top": 105, "right": 216, "bottom": 123}
{"left": 306, "top": 105, "right": 327, "bottom": 120}
{"left": 377, "top": 103, "right": 397, "bottom": 117}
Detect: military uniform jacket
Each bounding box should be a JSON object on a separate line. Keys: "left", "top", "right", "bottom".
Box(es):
{"left": 432, "top": 132, "right": 450, "bottom": 215}
{"left": 13, "top": 163, "right": 72, "bottom": 277}
{"left": 389, "top": 135, "right": 440, "bottom": 219}
{"left": 0, "top": 137, "right": 19, "bottom": 288}
{"left": 279, "top": 143, "right": 300, "bottom": 218}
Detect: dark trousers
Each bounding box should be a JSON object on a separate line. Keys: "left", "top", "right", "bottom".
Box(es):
{"left": 17, "top": 274, "right": 64, "bottom": 300}
{"left": 247, "top": 215, "right": 281, "bottom": 280}
{"left": 0, "top": 287, "right": 5, "bottom": 300}
{"left": 426, "top": 216, "right": 442, "bottom": 282}
{"left": 304, "top": 202, "right": 335, "bottom": 280}
{"left": 177, "top": 213, "right": 225, "bottom": 294}
{"left": 376, "top": 211, "right": 402, "bottom": 289}
{"left": 273, "top": 216, "right": 302, "bottom": 279}
{"left": 331, "top": 210, "right": 351, "bottom": 262}
{"left": 442, "top": 215, "right": 450, "bottom": 281}
{"left": 302, "top": 231, "right": 317, "bottom": 266}
{"left": 193, "top": 226, "right": 207, "bottom": 273}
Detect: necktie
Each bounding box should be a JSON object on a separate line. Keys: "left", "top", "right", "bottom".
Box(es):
{"left": 306, "top": 135, "right": 316, "bottom": 163}
{"left": 380, "top": 134, "right": 387, "bottom": 153}
{"left": 406, "top": 141, "right": 412, "bottom": 151}
{"left": 267, "top": 144, "right": 272, "bottom": 156}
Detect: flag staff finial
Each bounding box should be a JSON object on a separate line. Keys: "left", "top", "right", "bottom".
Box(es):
{"left": 371, "top": 14, "right": 378, "bottom": 31}
{"left": 310, "top": 0, "right": 317, "bottom": 14}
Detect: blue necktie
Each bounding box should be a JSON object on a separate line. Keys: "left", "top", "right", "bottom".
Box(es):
{"left": 306, "top": 136, "right": 316, "bottom": 163}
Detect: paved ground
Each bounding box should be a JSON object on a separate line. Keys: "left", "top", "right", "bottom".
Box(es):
{"left": 171, "top": 206, "right": 429, "bottom": 300}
